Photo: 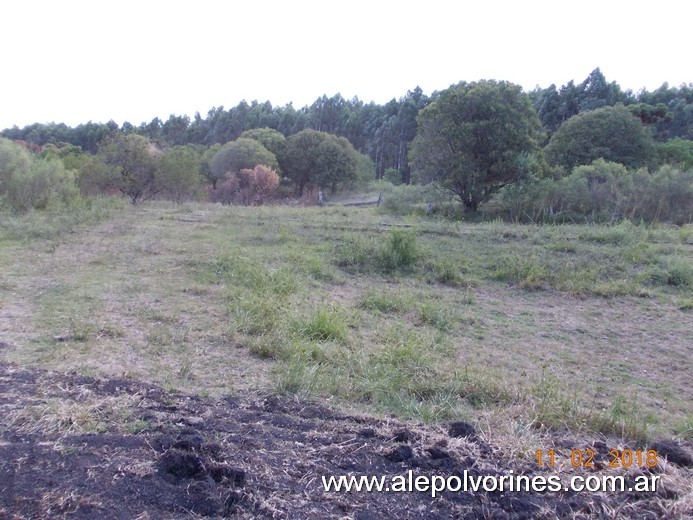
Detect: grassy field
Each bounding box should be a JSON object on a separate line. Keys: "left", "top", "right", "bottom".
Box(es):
{"left": 0, "top": 200, "right": 691, "bottom": 451}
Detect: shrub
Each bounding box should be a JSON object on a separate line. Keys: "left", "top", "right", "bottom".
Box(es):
{"left": 335, "top": 230, "right": 419, "bottom": 273}
{"left": 378, "top": 230, "right": 419, "bottom": 271}
{"left": 665, "top": 259, "right": 692, "bottom": 287}
{"left": 334, "top": 234, "right": 375, "bottom": 269}
{"left": 383, "top": 168, "right": 403, "bottom": 185}
{"left": 489, "top": 161, "right": 693, "bottom": 225}
{"left": 157, "top": 145, "right": 201, "bottom": 203}
{"left": 207, "top": 173, "right": 240, "bottom": 205}
{"left": 641, "top": 166, "right": 693, "bottom": 225}
{"left": 207, "top": 165, "right": 279, "bottom": 205}
{"left": 0, "top": 138, "right": 32, "bottom": 196}
{"left": 376, "top": 183, "right": 448, "bottom": 216}
{"left": 5, "top": 158, "right": 80, "bottom": 212}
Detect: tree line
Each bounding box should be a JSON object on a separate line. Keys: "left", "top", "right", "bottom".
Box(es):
{"left": 1, "top": 69, "right": 691, "bottom": 222}
{"left": 4, "top": 68, "right": 690, "bottom": 182}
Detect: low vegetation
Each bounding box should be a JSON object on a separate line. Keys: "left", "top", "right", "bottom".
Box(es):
{"left": 1, "top": 201, "right": 690, "bottom": 448}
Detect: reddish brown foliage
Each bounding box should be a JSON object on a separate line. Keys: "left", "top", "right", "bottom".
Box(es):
{"left": 208, "top": 165, "right": 279, "bottom": 205}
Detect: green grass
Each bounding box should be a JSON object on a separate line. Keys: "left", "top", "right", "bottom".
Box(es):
{"left": 294, "top": 308, "right": 348, "bottom": 342}
{"left": 1, "top": 200, "right": 691, "bottom": 444}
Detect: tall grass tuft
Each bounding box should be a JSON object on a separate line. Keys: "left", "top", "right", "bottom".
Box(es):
{"left": 378, "top": 229, "right": 419, "bottom": 271}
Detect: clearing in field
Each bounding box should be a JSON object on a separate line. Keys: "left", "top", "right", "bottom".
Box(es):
{"left": 0, "top": 201, "right": 691, "bottom": 518}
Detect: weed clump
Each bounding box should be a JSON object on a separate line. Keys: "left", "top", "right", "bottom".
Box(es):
{"left": 334, "top": 229, "right": 419, "bottom": 273}
{"left": 295, "top": 308, "right": 347, "bottom": 343}
{"left": 378, "top": 230, "right": 419, "bottom": 271}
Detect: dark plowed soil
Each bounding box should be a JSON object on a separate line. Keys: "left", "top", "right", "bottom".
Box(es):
{"left": 0, "top": 361, "right": 690, "bottom": 519}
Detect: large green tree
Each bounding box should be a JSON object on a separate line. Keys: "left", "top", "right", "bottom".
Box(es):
{"left": 98, "top": 133, "right": 160, "bottom": 203}
{"left": 240, "top": 128, "right": 287, "bottom": 168}
{"left": 409, "top": 80, "right": 543, "bottom": 212}
{"left": 283, "top": 129, "right": 358, "bottom": 195}
{"left": 545, "top": 104, "right": 657, "bottom": 171}
{"left": 208, "top": 138, "right": 278, "bottom": 185}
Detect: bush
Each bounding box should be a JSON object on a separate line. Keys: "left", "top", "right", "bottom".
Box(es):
{"left": 334, "top": 234, "right": 376, "bottom": 269}
{"left": 5, "top": 158, "right": 80, "bottom": 212}
{"left": 376, "top": 182, "right": 448, "bottom": 216}
{"left": 658, "top": 138, "right": 693, "bottom": 170}
{"left": 665, "top": 259, "right": 692, "bottom": 287}
{"left": 378, "top": 230, "right": 419, "bottom": 271}
{"left": 334, "top": 229, "right": 419, "bottom": 273}
{"left": 492, "top": 178, "right": 557, "bottom": 223}
{"left": 489, "top": 161, "right": 693, "bottom": 225}
{"left": 641, "top": 166, "right": 693, "bottom": 225}
{"left": 157, "top": 145, "right": 201, "bottom": 203}
{"left": 0, "top": 138, "right": 32, "bottom": 196}
{"left": 383, "top": 168, "right": 403, "bottom": 185}
{"left": 207, "top": 165, "right": 279, "bottom": 205}
{"left": 207, "top": 173, "right": 239, "bottom": 205}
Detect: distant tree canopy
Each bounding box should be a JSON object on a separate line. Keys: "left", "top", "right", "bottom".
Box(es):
{"left": 2, "top": 74, "right": 690, "bottom": 180}
{"left": 410, "top": 80, "right": 543, "bottom": 212}
{"left": 529, "top": 68, "right": 629, "bottom": 136}
{"left": 0, "top": 69, "right": 690, "bottom": 210}
{"left": 545, "top": 105, "right": 657, "bottom": 171}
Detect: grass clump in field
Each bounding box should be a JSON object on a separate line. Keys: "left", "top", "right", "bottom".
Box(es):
{"left": 358, "top": 290, "right": 414, "bottom": 314}
{"left": 294, "top": 308, "right": 348, "bottom": 343}
{"left": 335, "top": 229, "right": 419, "bottom": 273}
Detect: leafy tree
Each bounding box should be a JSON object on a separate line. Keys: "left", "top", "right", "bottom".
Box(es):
{"left": 283, "top": 130, "right": 329, "bottom": 195}
{"left": 353, "top": 152, "right": 376, "bottom": 187}
{"left": 240, "top": 128, "right": 287, "bottom": 168}
{"left": 208, "top": 138, "right": 278, "bottom": 187}
{"left": 200, "top": 143, "right": 222, "bottom": 188}
{"left": 319, "top": 135, "right": 358, "bottom": 193}
{"left": 409, "top": 80, "right": 543, "bottom": 212}
{"left": 632, "top": 82, "right": 692, "bottom": 140}
{"left": 139, "top": 117, "right": 163, "bottom": 144}
{"left": 283, "top": 129, "right": 358, "bottom": 195}
{"left": 158, "top": 145, "right": 201, "bottom": 203}
{"left": 0, "top": 141, "right": 80, "bottom": 213}
{"left": 98, "top": 133, "right": 160, "bottom": 203}
{"left": 545, "top": 104, "right": 657, "bottom": 171}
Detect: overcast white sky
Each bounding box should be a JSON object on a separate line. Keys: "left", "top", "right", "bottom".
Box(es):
{"left": 1, "top": 0, "right": 690, "bottom": 129}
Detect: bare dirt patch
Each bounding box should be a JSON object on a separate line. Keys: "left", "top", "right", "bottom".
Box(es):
{"left": 1, "top": 361, "right": 691, "bottom": 519}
